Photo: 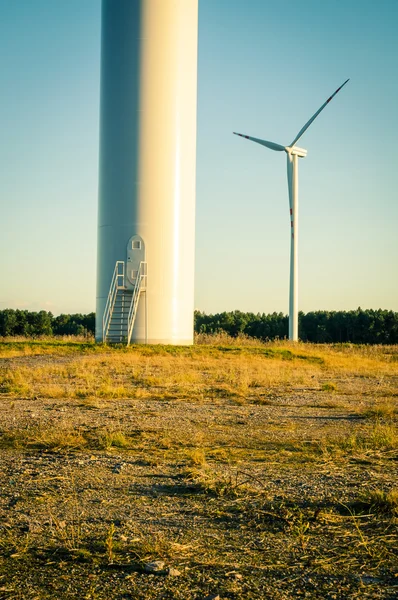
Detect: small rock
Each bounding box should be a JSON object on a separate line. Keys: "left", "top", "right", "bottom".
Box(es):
{"left": 360, "top": 575, "right": 380, "bottom": 584}
{"left": 113, "top": 463, "right": 125, "bottom": 474}
{"left": 144, "top": 560, "right": 165, "bottom": 573}
{"left": 167, "top": 567, "right": 181, "bottom": 577}
{"left": 225, "top": 570, "right": 242, "bottom": 580}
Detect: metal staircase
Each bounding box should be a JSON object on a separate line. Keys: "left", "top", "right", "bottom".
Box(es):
{"left": 102, "top": 261, "right": 147, "bottom": 345}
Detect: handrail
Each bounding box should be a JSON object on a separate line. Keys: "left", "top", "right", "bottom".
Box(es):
{"left": 127, "top": 261, "right": 147, "bottom": 346}
{"left": 102, "top": 261, "right": 125, "bottom": 342}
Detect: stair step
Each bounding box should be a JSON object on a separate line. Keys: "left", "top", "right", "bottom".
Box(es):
{"left": 107, "top": 333, "right": 127, "bottom": 336}
{"left": 107, "top": 333, "right": 129, "bottom": 338}
{"left": 107, "top": 331, "right": 127, "bottom": 334}
{"left": 103, "top": 261, "right": 146, "bottom": 345}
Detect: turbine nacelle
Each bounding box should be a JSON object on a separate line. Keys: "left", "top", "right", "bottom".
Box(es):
{"left": 286, "top": 146, "right": 307, "bottom": 158}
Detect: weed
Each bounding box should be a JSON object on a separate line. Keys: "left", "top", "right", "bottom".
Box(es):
{"left": 48, "top": 481, "right": 83, "bottom": 552}
{"left": 0, "top": 427, "right": 134, "bottom": 451}
{"left": 184, "top": 465, "right": 255, "bottom": 497}
{"left": 0, "top": 370, "right": 31, "bottom": 396}
{"left": 186, "top": 448, "right": 207, "bottom": 467}
{"left": 94, "top": 429, "right": 131, "bottom": 450}
{"left": 105, "top": 523, "right": 115, "bottom": 564}
{"left": 97, "top": 384, "right": 131, "bottom": 398}
{"left": 322, "top": 382, "right": 337, "bottom": 392}
{"left": 0, "top": 427, "right": 88, "bottom": 450}
{"left": 128, "top": 531, "right": 173, "bottom": 564}
{"left": 314, "top": 399, "right": 344, "bottom": 409}
{"left": 39, "top": 384, "right": 69, "bottom": 398}
{"left": 289, "top": 509, "right": 310, "bottom": 551}
{"left": 355, "top": 489, "right": 398, "bottom": 516}
{"left": 0, "top": 530, "right": 31, "bottom": 558}
{"left": 362, "top": 401, "right": 397, "bottom": 421}
{"left": 367, "top": 422, "right": 398, "bottom": 449}
{"left": 326, "top": 423, "right": 398, "bottom": 453}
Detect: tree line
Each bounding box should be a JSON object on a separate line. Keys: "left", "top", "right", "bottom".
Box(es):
{"left": 0, "top": 307, "right": 397, "bottom": 344}
{"left": 0, "top": 309, "right": 94, "bottom": 337}
{"left": 194, "top": 308, "right": 398, "bottom": 344}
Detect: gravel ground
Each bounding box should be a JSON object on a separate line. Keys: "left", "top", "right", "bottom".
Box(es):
{"left": 0, "top": 349, "right": 397, "bottom": 599}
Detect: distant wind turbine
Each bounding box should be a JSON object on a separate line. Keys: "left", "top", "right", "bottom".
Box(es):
{"left": 234, "top": 79, "right": 349, "bottom": 341}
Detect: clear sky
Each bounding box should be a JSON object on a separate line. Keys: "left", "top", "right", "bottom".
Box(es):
{"left": 0, "top": 0, "right": 397, "bottom": 316}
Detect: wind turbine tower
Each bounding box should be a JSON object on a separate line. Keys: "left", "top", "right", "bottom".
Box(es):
{"left": 234, "top": 80, "right": 349, "bottom": 341}
{"left": 97, "top": 0, "right": 198, "bottom": 344}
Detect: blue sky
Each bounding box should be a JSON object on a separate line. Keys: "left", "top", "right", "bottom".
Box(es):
{"left": 0, "top": 0, "right": 397, "bottom": 316}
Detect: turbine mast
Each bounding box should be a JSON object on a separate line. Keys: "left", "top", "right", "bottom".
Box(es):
{"left": 286, "top": 148, "right": 304, "bottom": 341}
{"left": 290, "top": 152, "right": 299, "bottom": 341}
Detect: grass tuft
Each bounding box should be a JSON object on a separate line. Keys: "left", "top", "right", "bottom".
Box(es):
{"left": 322, "top": 382, "right": 337, "bottom": 392}
{"left": 98, "top": 430, "right": 130, "bottom": 449}
{"left": 353, "top": 489, "right": 398, "bottom": 516}
{"left": 186, "top": 448, "right": 207, "bottom": 467}
{"left": 362, "top": 401, "right": 397, "bottom": 421}
{"left": 184, "top": 464, "right": 255, "bottom": 498}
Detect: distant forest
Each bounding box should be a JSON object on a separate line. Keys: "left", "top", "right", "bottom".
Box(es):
{"left": 0, "top": 310, "right": 95, "bottom": 338}
{"left": 1, "top": 307, "right": 398, "bottom": 344}
{"left": 194, "top": 309, "right": 398, "bottom": 344}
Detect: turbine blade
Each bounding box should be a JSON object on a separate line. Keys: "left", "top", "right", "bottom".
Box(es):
{"left": 233, "top": 132, "right": 285, "bottom": 152}
{"left": 290, "top": 79, "right": 349, "bottom": 147}
{"left": 286, "top": 153, "right": 293, "bottom": 212}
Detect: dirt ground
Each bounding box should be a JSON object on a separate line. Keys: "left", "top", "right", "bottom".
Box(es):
{"left": 0, "top": 340, "right": 397, "bottom": 599}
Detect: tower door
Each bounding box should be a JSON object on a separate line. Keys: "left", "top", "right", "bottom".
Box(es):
{"left": 126, "top": 235, "right": 145, "bottom": 287}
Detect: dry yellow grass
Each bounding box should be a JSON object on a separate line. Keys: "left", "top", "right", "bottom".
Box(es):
{"left": 1, "top": 339, "right": 397, "bottom": 405}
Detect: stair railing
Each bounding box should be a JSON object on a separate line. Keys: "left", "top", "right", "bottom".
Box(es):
{"left": 127, "top": 261, "right": 147, "bottom": 346}
{"left": 102, "top": 261, "right": 125, "bottom": 342}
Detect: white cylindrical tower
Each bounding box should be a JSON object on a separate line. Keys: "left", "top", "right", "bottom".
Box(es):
{"left": 96, "top": 0, "right": 198, "bottom": 344}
